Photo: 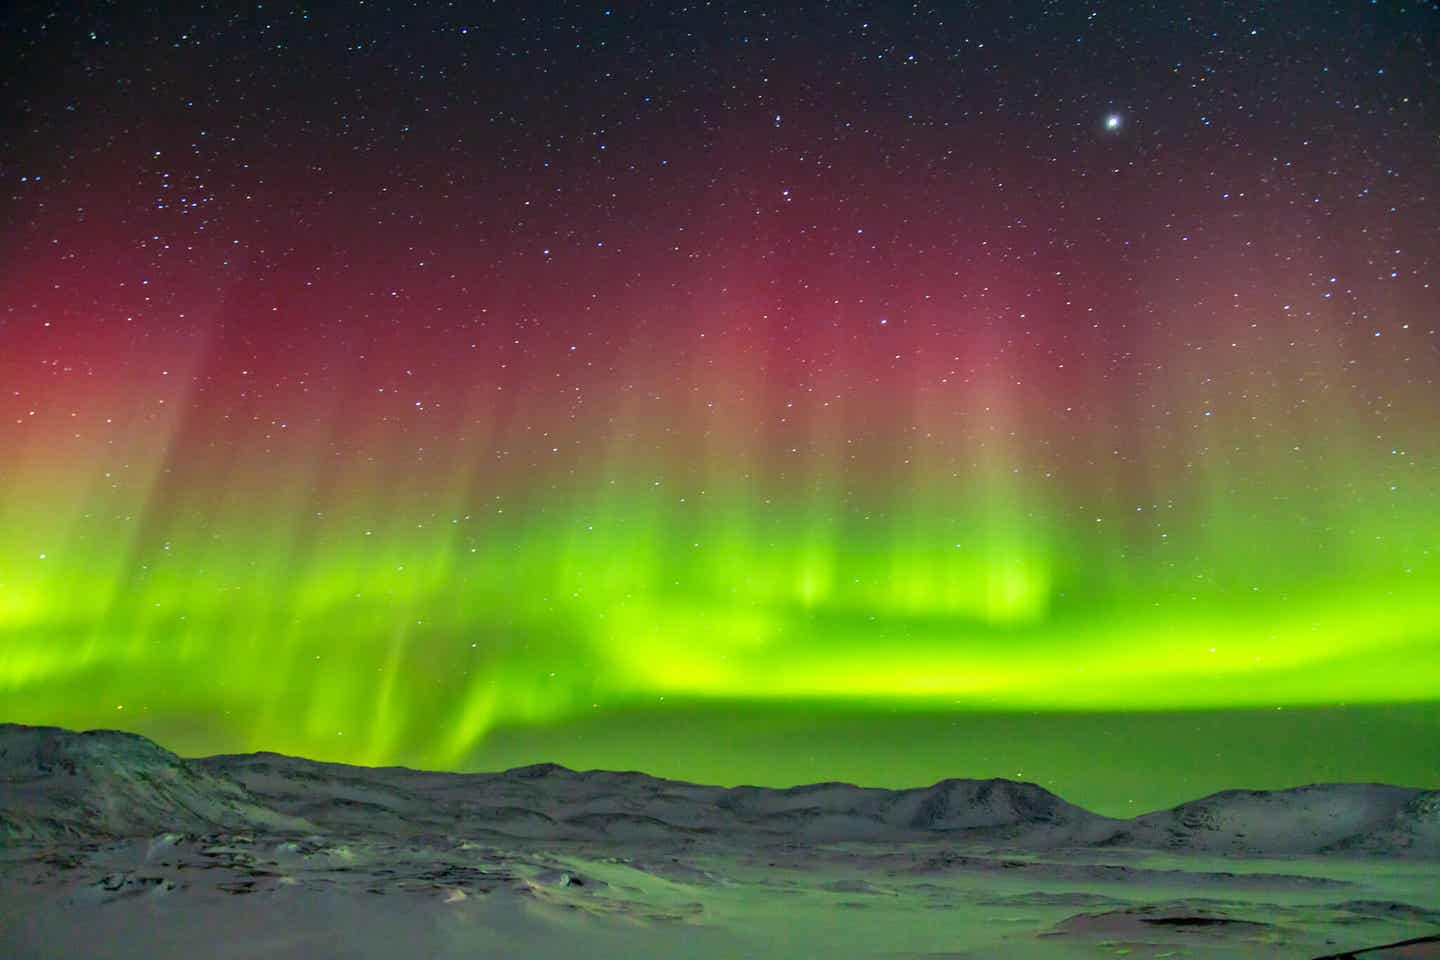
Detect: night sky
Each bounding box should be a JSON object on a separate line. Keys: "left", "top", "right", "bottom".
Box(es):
{"left": 3, "top": 2, "right": 1438, "bottom": 815}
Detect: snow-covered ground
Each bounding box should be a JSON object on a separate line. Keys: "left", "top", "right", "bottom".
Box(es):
{"left": 2, "top": 723, "right": 1436, "bottom": 958}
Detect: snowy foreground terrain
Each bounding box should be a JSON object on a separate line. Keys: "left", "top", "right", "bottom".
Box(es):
{"left": 1, "top": 723, "right": 1436, "bottom": 958}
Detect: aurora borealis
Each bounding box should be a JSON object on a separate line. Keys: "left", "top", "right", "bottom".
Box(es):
{"left": 2, "top": 2, "right": 1437, "bottom": 814}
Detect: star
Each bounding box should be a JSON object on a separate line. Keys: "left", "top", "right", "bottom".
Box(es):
{"left": 1105, "top": 113, "right": 1123, "bottom": 131}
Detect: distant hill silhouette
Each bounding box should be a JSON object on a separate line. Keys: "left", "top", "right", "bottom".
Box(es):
{"left": 3, "top": 722, "right": 1436, "bottom": 856}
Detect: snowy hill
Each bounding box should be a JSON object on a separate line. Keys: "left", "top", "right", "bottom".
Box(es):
{"left": 0, "top": 724, "right": 310, "bottom": 841}
{"left": 1, "top": 723, "right": 1434, "bottom": 857}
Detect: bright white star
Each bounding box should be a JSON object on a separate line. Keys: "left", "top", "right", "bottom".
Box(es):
{"left": 1105, "top": 114, "right": 1123, "bottom": 131}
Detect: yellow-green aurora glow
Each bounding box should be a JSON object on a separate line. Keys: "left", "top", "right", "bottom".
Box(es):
{"left": 3, "top": 431, "right": 1438, "bottom": 811}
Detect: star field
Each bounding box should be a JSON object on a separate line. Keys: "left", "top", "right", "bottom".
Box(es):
{"left": 1, "top": 1, "right": 1437, "bottom": 812}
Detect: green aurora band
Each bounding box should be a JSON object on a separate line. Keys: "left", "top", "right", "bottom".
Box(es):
{"left": 3, "top": 384, "right": 1437, "bottom": 808}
